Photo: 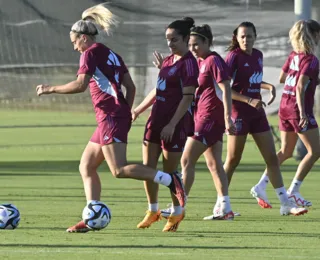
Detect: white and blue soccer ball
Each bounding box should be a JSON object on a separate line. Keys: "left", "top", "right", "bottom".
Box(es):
{"left": 82, "top": 201, "right": 111, "bottom": 230}
{"left": 0, "top": 204, "right": 20, "bottom": 229}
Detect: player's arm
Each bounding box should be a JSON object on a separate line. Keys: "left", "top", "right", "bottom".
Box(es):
{"left": 132, "top": 88, "right": 156, "bottom": 121}
{"left": 36, "top": 74, "right": 90, "bottom": 95}
{"left": 160, "top": 86, "right": 195, "bottom": 143}
{"left": 231, "top": 89, "right": 265, "bottom": 110}
{"left": 169, "top": 86, "right": 195, "bottom": 127}
{"left": 218, "top": 80, "right": 236, "bottom": 134}
{"left": 122, "top": 72, "right": 136, "bottom": 109}
{"left": 279, "top": 70, "right": 287, "bottom": 83}
{"left": 296, "top": 74, "right": 310, "bottom": 119}
{"left": 261, "top": 81, "right": 276, "bottom": 105}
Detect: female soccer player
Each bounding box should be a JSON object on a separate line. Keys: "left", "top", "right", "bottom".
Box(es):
{"left": 223, "top": 21, "right": 308, "bottom": 216}
{"left": 35, "top": 3, "right": 185, "bottom": 233}
{"left": 132, "top": 17, "right": 198, "bottom": 232}
{"left": 252, "top": 20, "right": 320, "bottom": 208}
{"left": 156, "top": 24, "right": 236, "bottom": 221}
{"left": 181, "top": 24, "right": 237, "bottom": 220}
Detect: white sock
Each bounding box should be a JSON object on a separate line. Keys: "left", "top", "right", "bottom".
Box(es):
{"left": 257, "top": 172, "right": 269, "bottom": 190}
{"left": 275, "top": 186, "right": 289, "bottom": 205}
{"left": 287, "top": 179, "right": 302, "bottom": 194}
{"left": 153, "top": 171, "right": 172, "bottom": 186}
{"left": 219, "top": 195, "right": 231, "bottom": 211}
{"left": 87, "top": 200, "right": 98, "bottom": 205}
{"left": 148, "top": 203, "right": 158, "bottom": 212}
{"left": 171, "top": 205, "right": 183, "bottom": 216}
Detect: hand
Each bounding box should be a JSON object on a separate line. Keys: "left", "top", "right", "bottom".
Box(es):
{"left": 299, "top": 114, "right": 308, "bottom": 129}
{"left": 225, "top": 118, "right": 237, "bottom": 135}
{"left": 160, "top": 123, "right": 175, "bottom": 143}
{"left": 153, "top": 51, "right": 164, "bottom": 69}
{"left": 36, "top": 84, "right": 52, "bottom": 96}
{"left": 267, "top": 85, "right": 276, "bottom": 105}
{"left": 131, "top": 110, "right": 139, "bottom": 122}
{"left": 248, "top": 98, "right": 266, "bottom": 110}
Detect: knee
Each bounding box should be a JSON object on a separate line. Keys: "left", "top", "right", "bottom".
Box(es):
{"left": 111, "top": 166, "right": 126, "bottom": 178}
{"left": 281, "top": 149, "right": 294, "bottom": 160}
{"left": 265, "top": 153, "right": 280, "bottom": 167}
{"left": 181, "top": 156, "right": 195, "bottom": 171}
{"left": 206, "top": 160, "right": 218, "bottom": 173}
{"left": 309, "top": 149, "right": 320, "bottom": 160}
{"left": 226, "top": 154, "right": 242, "bottom": 169}
{"left": 79, "top": 161, "right": 97, "bottom": 177}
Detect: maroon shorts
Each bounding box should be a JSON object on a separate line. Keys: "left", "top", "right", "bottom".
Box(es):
{"left": 279, "top": 115, "right": 318, "bottom": 133}
{"left": 232, "top": 114, "right": 270, "bottom": 135}
{"left": 144, "top": 123, "right": 187, "bottom": 152}
{"left": 192, "top": 115, "right": 225, "bottom": 147}
{"left": 90, "top": 115, "right": 132, "bottom": 145}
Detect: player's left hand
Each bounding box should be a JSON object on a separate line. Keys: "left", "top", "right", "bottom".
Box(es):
{"left": 299, "top": 114, "right": 308, "bottom": 129}
{"left": 36, "top": 84, "right": 52, "bottom": 96}
{"left": 267, "top": 85, "right": 276, "bottom": 105}
{"left": 226, "top": 118, "right": 237, "bottom": 135}
{"left": 160, "top": 123, "right": 175, "bottom": 143}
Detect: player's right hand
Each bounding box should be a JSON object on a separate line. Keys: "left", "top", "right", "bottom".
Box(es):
{"left": 36, "top": 84, "right": 52, "bottom": 96}
{"left": 249, "top": 98, "right": 266, "bottom": 110}
{"left": 153, "top": 51, "right": 164, "bottom": 69}
{"left": 131, "top": 110, "right": 139, "bottom": 122}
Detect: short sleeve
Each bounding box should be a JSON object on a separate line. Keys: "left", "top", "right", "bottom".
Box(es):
{"left": 300, "top": 56, "right": 319, "bottom": 80}
{"left": 210, "top": 56, "right": 231, "bottom": 83}
{"left": 77, "top": 50, "right": 97, "bottom": 76}
{"left": 180, "top": 58, "right": 199, "bottom": 88}
{"left": 225, "top": 51, "right": 238, "bottom": 74}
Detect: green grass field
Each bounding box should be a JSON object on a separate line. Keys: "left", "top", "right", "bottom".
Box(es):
{"left": 0, "top": 109, "right": 319, "bottom": 260}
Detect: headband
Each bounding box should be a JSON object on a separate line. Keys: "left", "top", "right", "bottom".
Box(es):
{"left": 190, "top": 31, "right": 209, "bottom": 40}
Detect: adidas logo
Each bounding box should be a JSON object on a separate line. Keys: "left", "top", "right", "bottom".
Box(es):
{"left": 244, "top": 63, "right": 249, "bottom": 67}
{"left": 172, "top": 144, "right": 179, "bottom": 148}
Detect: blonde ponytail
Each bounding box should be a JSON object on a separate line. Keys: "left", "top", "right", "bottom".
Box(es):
{"left": 82, "top": 3, "right": 119, "bottom": 35}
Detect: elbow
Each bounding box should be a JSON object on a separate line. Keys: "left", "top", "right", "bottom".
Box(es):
{"left": 78, "top": 84, "right": 87, "bottom": 93}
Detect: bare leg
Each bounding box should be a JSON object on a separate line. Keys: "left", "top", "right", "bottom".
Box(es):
{"left": 258, "top": 131, "right": 297, "bottom": 182}
{"left": 224, "top": 135, "right": 247, "bottom": 185}
{"left": 294, "top": 128, "right": 320, "bottom": 181}
{"left": 79, "top": 141, "right": 105, "bottom": 201}
{"left": 252, "top": 130, "right": 283, "bottom": 188}
{"left": 162, "top": 150, "right": 182, "bottom": 207}
{"left": 180, "top": 137, "right": 207, "bottom": 196}
{"left": 142, "top": 141, "right": 162, "bottom": 204}
{"left": 204, "top": 141, "right": 229, "bottom": 197}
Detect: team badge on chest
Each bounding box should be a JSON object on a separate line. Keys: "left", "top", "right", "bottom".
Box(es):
{"left": 200, "top": 65, "right": 206, "bottom": 73}
{"left": 168, "top": 66, "right": 178, "bottom": 76}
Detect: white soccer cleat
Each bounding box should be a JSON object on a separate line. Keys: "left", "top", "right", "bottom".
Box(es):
{"left": 160, "top": 204, "right": 172, "bottom": 219}
{"left": 250, "top": 185, "right": 272, "bottom": 208}
{"left": 204, "top": 201, "right": 234, "bottom": 220}
{"left": 287, "top": 192, "right": 312, "bottom": 207}
{"left": 280, "top": 201, "right": 308, "bottom": 216}
{"left": 203, "top": 211, "right": 234, "bottom": 220}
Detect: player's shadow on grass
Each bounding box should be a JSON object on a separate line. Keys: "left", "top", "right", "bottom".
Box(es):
{"left": 0, "top": 243, "right": 296, "bottom": 250}
{"left": 1, "top": 161, "right": 318, "bottom": 174}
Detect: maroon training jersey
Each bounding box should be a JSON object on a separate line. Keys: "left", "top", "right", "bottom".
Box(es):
{"left": 195, "top": 51, "right": 230, "bottom": 119}
{"left": 279, "top": 51, "right": 319, "bottom": 119}
{"left": 225, "top": 48, "right": 265, "bottom": 117}
{"left": 147, "top": 51, "right": 199, "bottom": 130}
{"left": 77, "top": 43, "right": 131, "bottom": 123}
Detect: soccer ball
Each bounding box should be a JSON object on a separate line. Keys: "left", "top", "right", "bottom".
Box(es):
{"left": 0, "top": 204, "right": 20, "bottom": 229}
{"left": 82, "top": 201, "right": 111, "bottom": 230}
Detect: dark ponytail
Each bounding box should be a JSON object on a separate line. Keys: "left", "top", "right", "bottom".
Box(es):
{"left": 167, "top": 17, "right": 195, "bottom": 38}
{"left": 226, "top": 21, "right": 257, "bottom": 51}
